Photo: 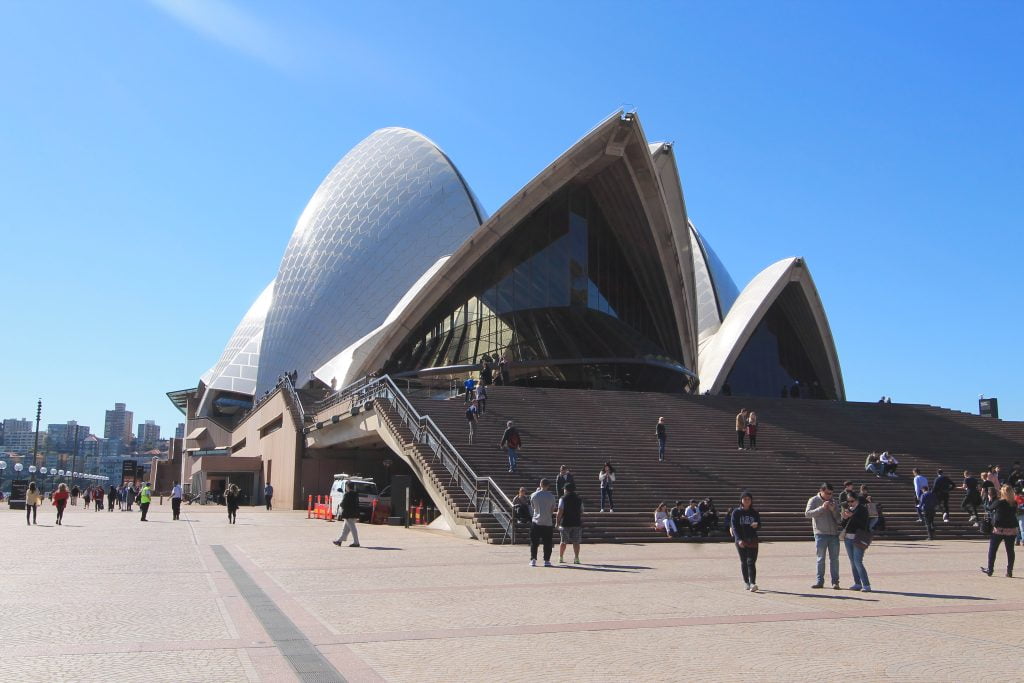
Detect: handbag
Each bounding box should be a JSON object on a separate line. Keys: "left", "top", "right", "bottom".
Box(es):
{"left": 853, "top": 530, "right": 872, "bottom": 549}
{"left": 738, "top": 539, "right": 759, "bottom": 549}
{"left": 980, "top": 518, "right": 994, "bottom": 535}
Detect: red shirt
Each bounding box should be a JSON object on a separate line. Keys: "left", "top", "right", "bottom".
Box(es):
{"left": 53, "top": 490, "right": 69, "bottom": 504}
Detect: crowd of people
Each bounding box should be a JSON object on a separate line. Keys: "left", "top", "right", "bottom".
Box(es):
{"left": 16, "top": 479, "right": 271, "bottom": 526}
{"left": 654, "top": 498, "right": 719, "bottom": 538}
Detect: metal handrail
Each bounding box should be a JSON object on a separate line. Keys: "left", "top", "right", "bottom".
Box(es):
{"left": 363, "top": 375, "right": 516, "bottom": 544}
{"left": 279, "top": 375, "right": 305, "bottom": 426}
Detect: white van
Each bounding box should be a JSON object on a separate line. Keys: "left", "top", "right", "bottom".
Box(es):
{"left": 329, "top": 474, "right": 379, "bottom": 521}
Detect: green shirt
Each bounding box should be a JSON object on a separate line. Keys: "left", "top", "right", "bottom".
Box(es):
{"left": 140, "top": 486, "right": 152, "bottom": 504}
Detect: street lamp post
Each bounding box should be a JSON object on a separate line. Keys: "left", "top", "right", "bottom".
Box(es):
{"left": 31, "top": 399, "right": 42, "bottom": 478}
{"left": 0, "top": 461, "right": 6, "bottom": 496}
{"left": 69, "top": 424, "right": 79, "bottom": 491}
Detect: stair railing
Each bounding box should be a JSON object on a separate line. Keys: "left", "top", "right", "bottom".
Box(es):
{"left": 278, "top": 374, "right": 306, "bottom": 428}
{"left": 365, "top": 375, "right": 516, "bottom": 544}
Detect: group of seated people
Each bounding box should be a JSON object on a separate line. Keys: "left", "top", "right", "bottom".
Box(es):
{"left": 864, "top": 451, "right": 899, "bottom": 478}
{"left": 654, "top": 498, "right": 719, "bottom": 538}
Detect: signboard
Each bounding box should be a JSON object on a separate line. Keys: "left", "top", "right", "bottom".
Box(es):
{"left": 121, "top": 460, "right": 138, "bottom": 482}
{"left": 979, "top": 397, "right": 999, "bottom": 419}
{"left": 9, "top": 479, "right": 28, "bottom": 510}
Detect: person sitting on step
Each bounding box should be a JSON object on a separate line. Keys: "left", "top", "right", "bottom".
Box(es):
{"left": 654, "top": 502, "right": 678, "bottom": 538}
{"left": 670, "top": 500, "right": 691, "bottom": 537}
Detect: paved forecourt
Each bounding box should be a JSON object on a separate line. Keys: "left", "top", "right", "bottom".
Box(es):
{"left": 1, "top": 500, "right": 1021, "bottom": 682}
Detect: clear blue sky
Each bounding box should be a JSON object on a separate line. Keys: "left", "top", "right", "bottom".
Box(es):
{"left": 1, "top": 1, "right": 1021, "bottom": 435}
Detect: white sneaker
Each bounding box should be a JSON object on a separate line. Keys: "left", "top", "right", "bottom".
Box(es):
{"left": 529, "top": 559, "right": 536, "bottom": 567}
{"left": 749, "top": 584, "right": 758, "bottom": 593}
{"left": 544, "top": 560, "right": 553, "bottom": 567}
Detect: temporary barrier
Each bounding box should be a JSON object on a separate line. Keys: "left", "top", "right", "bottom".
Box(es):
{"left": 307, "top": 495, "right": 313, "bottom": 519}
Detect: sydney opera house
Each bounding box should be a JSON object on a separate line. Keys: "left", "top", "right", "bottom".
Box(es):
{"left": 167, "top": 111, "right": 843, "bottom": 510}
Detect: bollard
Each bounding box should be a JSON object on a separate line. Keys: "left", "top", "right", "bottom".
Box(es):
{"left": 307, "top": 495, "right": 313, "bottom": 519}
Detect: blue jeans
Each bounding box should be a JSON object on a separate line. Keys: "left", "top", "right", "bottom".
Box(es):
{"left": 844, "top": 537, "right": 870, "bottom": 587}
{"left": 658, "top": 436, "right": 666, "bottom": 461}
{"left": 814, "top": 534, "right": 840, "bottom": 584}
{"left": 507, "top": 448, "right": 518, "bottom": 471}
{"left": 601, "top": 487, "right": 614, "bottom": 510}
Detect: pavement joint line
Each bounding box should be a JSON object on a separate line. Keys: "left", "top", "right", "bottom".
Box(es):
{"left": 211, "top": 544, "right": 346, "bottom": 683}
{"left": 307, "top": 600, "right": 1024, "bottom": 646}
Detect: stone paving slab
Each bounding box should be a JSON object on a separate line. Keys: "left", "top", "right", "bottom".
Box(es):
{"left": 2, "top": 503, "right": 1020, "bottom": 681}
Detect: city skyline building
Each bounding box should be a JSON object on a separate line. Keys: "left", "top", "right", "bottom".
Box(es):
{"left": 137, "top": 419, "right": 160, "bottom": 450}
{"left": 103, "top": 402, "right": 133, "bottom": 443}
{"left": 46, "top": 420, "right": 90, "bottom": 452}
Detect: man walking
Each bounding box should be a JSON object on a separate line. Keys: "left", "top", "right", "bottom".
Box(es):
{"left": 529, "top": 479, "right": 557, "bottom": 567}
{"left": 961, "top": 470, "right": 981, "bottom": 525}
{"left": 139, "top": 482, "right": 152, "bottom": 522}
{"left": 332, "top": 481, "right": 361, "bottom": 547}
{"left": 466, "top": 400, "right": 479, "bottom": 445}
{"left": 500, "top": 421, "right": 522, "bottom": 473}
{"left": 735, "top": 409, "right": 748, "bottom": 450}
{"left": 556, "top": 482, "right": 584, "bottom": 564}
{"left": 912, "top": 468, "right": 928, "bottom": 522}
{"left": 933, "top": 469, "right": 953, "bottom": 523}
{"left": 917, "top": 485, "right": 938, "bottom": 540}
{"left": 555, "top": 465, "right": 574, "bottom": 500}
{"left": 264, "top": 482, "right": 274, "bottom": 510}
{"left": 805, "top": 482, "right": 842, "bottom": 589}
{"left": 656, "top": 417, "right": 667, "bottom": 462}
{"left": 476, "top": 383, "right": 487, "bottom": 415}
{"left": 170, "top": 481, "right": 183, "bottom": 521}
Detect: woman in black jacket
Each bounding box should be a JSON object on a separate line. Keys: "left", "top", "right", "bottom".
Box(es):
{"left": 981, "top": 485, "right": 1017, "bottom": 577}
{"left": 728, "top": 492, "right": 761, "bottom": 592}
{"left": 841, "top": 494, "right": 872, "bottom": 592}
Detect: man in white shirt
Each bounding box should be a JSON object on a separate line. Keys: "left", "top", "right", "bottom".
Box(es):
{"left": 171, "top": 482, "right": 183, "bottom": 521}
{"left": 879, "top": 451, "right": 899, "bottom": 478}
{"left": 684, "top": 500, "right": 703, "bottom": 535}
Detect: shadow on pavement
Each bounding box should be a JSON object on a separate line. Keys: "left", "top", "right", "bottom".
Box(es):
{"left": 760, "top": 590, "right": 877, "bottom": 602}
{"left": 361, "top": 546, "right": 403, "bottom": 551}
{"left": 868, "top": 590, "right": 992, "bottom": 600}
{"left": 557, "top": 565, "right": 639, "bottom": 573}
{"left": 573, "top": 563, "right": 653, "bottom": 571}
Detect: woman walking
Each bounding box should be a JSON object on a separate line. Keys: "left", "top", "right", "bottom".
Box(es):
{"left": 841, "top": 492, "right": 872, "bottom": 591}
{"left": 729, "top": 492, "right": 761, "bottom": 591}
{"left": 656, "top": 417, "right": 666, "bottom": 462}
{"left": 654, "top": 502, "right": 677, "bottom": 538}
{"left": 599, "top": 462, "right": 616, "bottom": 512}
{"left": 25, "top": 482, "right": 42, "bottom": 525}
{"left": 52, "top": 483, "right": 70, "bottom": 525}
{"left": 746, "top": 411, "right": 758, "bottom": 450}
{"left": 980, "top": 484, "right": 1017, "bottom": 577}
{"left": 225, "top": 484, "right": 240, "bottom": 524}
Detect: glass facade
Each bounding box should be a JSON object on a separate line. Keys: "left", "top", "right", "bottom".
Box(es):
{"left": 724, "top": 283, "right": 835, "bottom": 399}
{"left": 387, "top": 185, "right": 693, "bottom": 391}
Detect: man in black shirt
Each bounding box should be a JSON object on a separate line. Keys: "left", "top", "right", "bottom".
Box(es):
{"left": 838, "top": 481, "right": 856, "bottom": 506}
{"left": 933, "top": 469, "right": 953, "bottom": 523}
{"left": 556, "top": 482, "right": 584, "bottom": 564}
{"left": 960, "top": 470, "right": 981, "bottom": 524}
{"left": 556, "top": 465, "right": 574, "bottom": 500}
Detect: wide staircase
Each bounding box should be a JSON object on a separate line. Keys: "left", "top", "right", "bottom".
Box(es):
{"left": 405, "top": 386, "right": 1024, "bottom": 543}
